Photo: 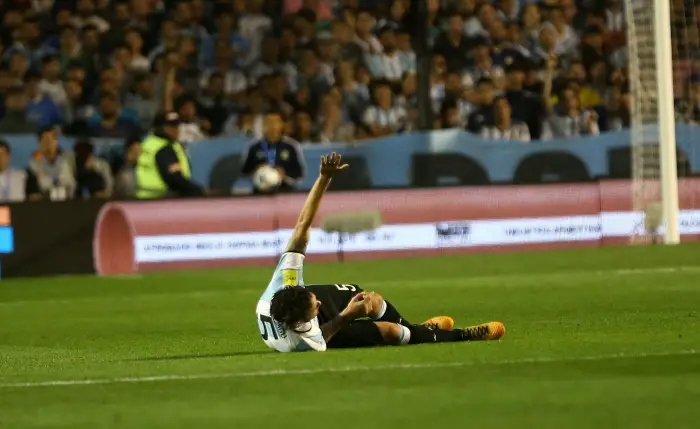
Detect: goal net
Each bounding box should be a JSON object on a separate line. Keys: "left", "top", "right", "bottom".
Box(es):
{"left": 625, "top": 0, "right": 681, "bottom": 244}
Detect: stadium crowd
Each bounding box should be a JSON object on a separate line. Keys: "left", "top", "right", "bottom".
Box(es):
{"left": 0, "top": 0, "right": 699, "bottom": 201}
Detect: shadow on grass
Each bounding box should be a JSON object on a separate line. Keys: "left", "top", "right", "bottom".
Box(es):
{"left": 128, "top": 350, "right": 274, "bottom": 361}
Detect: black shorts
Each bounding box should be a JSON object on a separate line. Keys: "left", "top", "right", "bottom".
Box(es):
{"left": 304, "top": 284, "right": 386, "bottom": 349}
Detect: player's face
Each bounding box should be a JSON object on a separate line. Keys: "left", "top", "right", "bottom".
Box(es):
{"left": 306, "top": 293, "right": 322, "bottom": 321}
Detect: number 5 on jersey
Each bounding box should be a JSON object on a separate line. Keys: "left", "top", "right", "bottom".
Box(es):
{"left": 258, "top": 314, "right": 278, "bottom": 340}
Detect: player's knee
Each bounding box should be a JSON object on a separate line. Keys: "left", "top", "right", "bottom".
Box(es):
{"left": 367, "top": 292, "right": 386, "bottom": 319}
{"left": 374, "top": 322, "right": 409, "bottom": 345}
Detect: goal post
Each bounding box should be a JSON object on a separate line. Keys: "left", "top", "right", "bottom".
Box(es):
{"left": 626, "top": 0, "right": 680, "bottom": 244}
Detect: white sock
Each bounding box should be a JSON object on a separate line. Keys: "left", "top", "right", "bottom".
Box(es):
{"left": 397, "top": 325, "right": 411, "bottom": 345}
{"left": 371, "top": 300, "right": 387, "bottom": 320}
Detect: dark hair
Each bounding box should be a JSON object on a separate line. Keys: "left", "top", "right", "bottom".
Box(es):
{"left": 296, "top": 7, "right": 317, "bottom": 24}
{"left": 0, "top": 140, "right": 10, "bottom": 153}
{"left": 124, "top": 136, "right": 140, "bottom": 152}
{"left": 59, "top": 24, "right": 78, "bottom": 35}
{"left": 175, "top": 93, "right": 197, "bottom": 111}
{"left": 41, "top": 55, "right": 59, "bottom": 65}
{"left": 100, "top": 91, "right": 118, "bottom": 102}
{"left": 82, "top": 24, "right": 99, "bottom": 35}
{"left": 270, "top": 286, "right": 313, "bottom": 327}
{"left": 114, "top": 42, "right": 131, "bottom": 52}
{"left": 74, "top": 138, "right": 94, "bottom": 166}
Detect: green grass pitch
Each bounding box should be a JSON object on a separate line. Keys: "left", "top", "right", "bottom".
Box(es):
{"left": 1, "top": 245, "right": 699, "bottom": 429}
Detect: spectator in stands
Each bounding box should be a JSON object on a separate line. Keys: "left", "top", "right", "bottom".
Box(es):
{"left": 176, "top": 95, "right": 208, "bottom": 144}
{"left": 147, "top": 18, "right": 180, "bottom": 65}
{"left": 580, "top": 25, "right": 606, "bottom": 71}
{"left": 199, "top": 41, "right": 248, "bottom": 104}
{"left": 241, "top": 109, "right": 305, "bottom": 192}
{"left": 464, "top": 36, "right": 505, "bottom": 91}
{"left": 198, "top": 72, "right": 233, "bottom": 137}
{"left": 135, "top": 112, "right": 204, "bottom": 199}
{"left": 548, "top": 6, "right": 579, "bottom": 58}
{"left": 395, "top": 72, "right": 417, "bottom": 112}
{"left": 331, "top": 19, "right": 363, "bottom": 64}
{"left": 354, "top": 9, "right": 382, "bottom": 54}
{"left": 103, "top": 3, "right": 136, "bottom": 54}
{"left": 28, "top": 126, "right": 76, "bottom": 200}
{"left": 362, "top": 78, "right": 407, "bottom": 137}
{"left": 4, "top": 17, "right": 54, "bottom": 69}
{"left": 261, "top": 72, "right": 295, "bottom": 118}
{"left": 433, "top": 12, "right": 471, "bottom": 73}
{"left": 39, "top": 55, "right": 67, "bottom": 107}
{"left": 82, "top": 25, "right": 110, "bottom": 77}
{"left": 124, "top": 28, "right": 150, "bottom": 72}
{"left": 61, "top": 79, "right": 91, "bottom": 130}
{"left": 429, "top": 54, "right": 448, "bottom": 111}
{"left": 58, "top": 25, "right": 85, "bottom": 76}
{"left": 200, "top": 11, "right": 248, "bottom": 69}
{"left": 335, "top": 60, "right": 370, "bottom": 122}
{"left": 503, "top": 53, "right": 546, "bottom": 139}
{"left": 7, "top": 51, "right": 30, "bottom": 85}
{"left": 25, "top": 71, "right": 62, "bottom": 129}
{"left": 0, "top": 86, "right": 37, "bottom": 134}
{"left": 480, "top": 96, "right": 531, "bottom": 142}
{"left": 72, "top": 139, "right": 113, "bottom": 198}
{"left": 466, "top": 76, "right": 497, "bottom": 133}
{"left": 367, "top": 25, "right": 413, "bottom": 87}
{"left": 238, "top": 0, "right": 273, "bottom": 66}
{"left": 297, "top": 45, "right": 334, "bottom": 113}
{"left": 73, "top": 0, "right": 110, "bottom": 33}
{"left": 607, "top": 84, "right": 631, "bottom": 131}
{"left": 0, "top": 140, "right": 39, "bottom": 202}
{"left": 114, "top": 137, "right": 141, "bottom": 199}
{"left": 292, "top": 109, "right": 318, "bottom": 143}
{"left": 85, "top": 92, "right": 140, "bottom": 139}
{"left": 439, "top": 98, "right": 463, "bottom": 129}
{"left": 466, "top": 2, "right": 499, "bottom": 37}
{"left": 319, "top": 86, "right": 355, "bottom": 142}
{"left": 248, "top": 35, "right": 283, "bottom": 85}
{"left": 123, "top": 73, "right": 159, "bottom": 132}
{"left": 294, "top": 8, "right": 318, "bottom": 46}
{"left": 543, "top": 87, "right": 600, "bottom": 139}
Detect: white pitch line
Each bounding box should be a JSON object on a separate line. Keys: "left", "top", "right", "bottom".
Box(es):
{"left": 1, "top": 349, "right": 696, "bottom": 389}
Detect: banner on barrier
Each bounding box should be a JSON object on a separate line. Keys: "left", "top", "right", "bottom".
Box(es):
{"left": 131, "top": 210, "right": 700, "bottom": 264}
{"left": 133, "top": 215, "right": 604, "bottom": 262}
{"left": 602, "top": 210, "right": 700, "bottom": 236}
{"left": 93, "top": 179, "right": 700, "bottom": 275}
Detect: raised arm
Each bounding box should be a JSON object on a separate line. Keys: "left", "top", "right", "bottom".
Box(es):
{"left": 286, "top": 152, "right": 349, "bottom": 254}
{"left": 543, "top": 51, "right": 557, "bottom": 113}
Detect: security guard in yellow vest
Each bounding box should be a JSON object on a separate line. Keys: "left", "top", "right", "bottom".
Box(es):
{"left": 135, "top": 112, "right": 204, "bottom": 199}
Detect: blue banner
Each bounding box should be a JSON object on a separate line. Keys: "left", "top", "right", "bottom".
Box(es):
{"left": 4, "top": 124, "right": 700, "bottom": 191}
{"left": 0, "top": 226, "right": 13, "bottom": 253}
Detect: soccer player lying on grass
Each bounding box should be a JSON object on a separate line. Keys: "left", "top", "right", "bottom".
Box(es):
{"left": 255, "top": 153, "right": 505, "bottom": 352}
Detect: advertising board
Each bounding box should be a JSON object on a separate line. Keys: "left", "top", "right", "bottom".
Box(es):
{"left": 94, "top": 180, "right": 700, "bottom": 276}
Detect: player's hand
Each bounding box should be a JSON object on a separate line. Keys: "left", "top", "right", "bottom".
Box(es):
{"left": 341, "top": 292, "right": 373, "bottom": 320}
{"left": 320, "top": 152, "right": 349, "bottom": 178}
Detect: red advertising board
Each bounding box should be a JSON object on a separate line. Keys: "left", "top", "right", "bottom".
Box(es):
{"left": 93, "top": 180, "right": 700, "bottom": 276}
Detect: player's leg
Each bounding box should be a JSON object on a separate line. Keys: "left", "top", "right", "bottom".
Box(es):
{"left": 364, "top": 292, "right": 454, "bottom": 330}
{"left": 325, "top": 321, "right": 413, "bottom": 349}
{"left": 363, "top": 292, "right": 504, "bottom": 343}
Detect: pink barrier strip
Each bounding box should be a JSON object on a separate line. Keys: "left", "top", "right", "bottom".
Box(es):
{"left": 93, "top": 180, "right": 700, "bottom": 276}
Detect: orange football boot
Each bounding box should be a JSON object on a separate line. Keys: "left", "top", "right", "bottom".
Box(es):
{"left": 421, "top": 316, "right": 455, "bottom": 331}
{"left": 460, "top": 321, "right": 506, "bottom": 341}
